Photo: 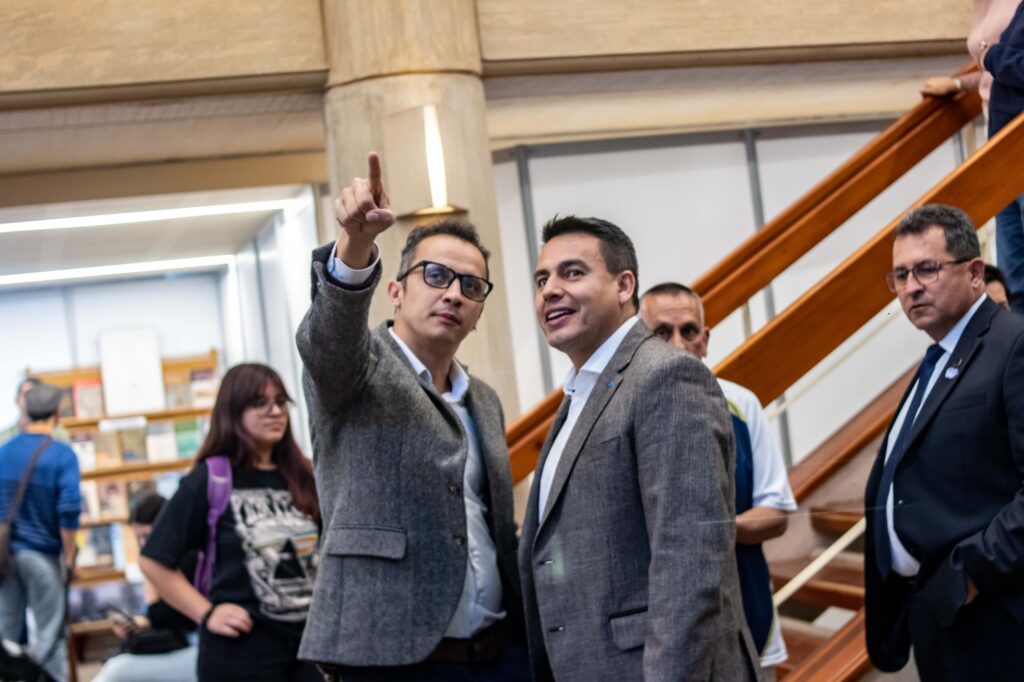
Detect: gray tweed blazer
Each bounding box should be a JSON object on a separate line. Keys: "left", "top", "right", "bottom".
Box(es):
{"left": 519, "top": 320, "right": 760, "bottom": 682}
{"left": 295, "top": 245, "right": 523, "bottom": 667}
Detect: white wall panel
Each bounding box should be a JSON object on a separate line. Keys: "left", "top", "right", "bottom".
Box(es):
{"left": 0, "top": 289, "right": 74, "bottom": 428}
{"left": 523, "top": 141, "right": 760, "bottom": 382}
{"left": 70, "top": 274, "right": 224, "bottom": 366}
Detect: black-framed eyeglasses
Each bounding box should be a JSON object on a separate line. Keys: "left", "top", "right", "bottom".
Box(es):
{"left": 396, "top": 260, "right": 494, "bottom": 302}
{"left": 247, "top": 395, "right": 291, "bottom": 415}
{"left": 885, "top": 258, "right": 971, "bottom": 292}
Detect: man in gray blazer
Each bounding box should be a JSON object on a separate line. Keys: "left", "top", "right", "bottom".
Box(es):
{"left": 296, "top": 153, "right": 528, "bottom": 681}
{"left": 520, "top": 216, "right": 759, "bottom": 681}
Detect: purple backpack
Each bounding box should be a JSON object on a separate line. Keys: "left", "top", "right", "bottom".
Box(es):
{"left": 193, "top": 455, "right": 232, "bottom": 597}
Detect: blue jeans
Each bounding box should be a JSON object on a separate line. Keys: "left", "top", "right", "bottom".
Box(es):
{"left": 0, "top": 550, "right": 68, "bottom": 681}
{"left": 91, "top": 644, "right": 198, "bottom": 682}
{"left": 996, "top": 193, "right": 1024, "bottom": 314}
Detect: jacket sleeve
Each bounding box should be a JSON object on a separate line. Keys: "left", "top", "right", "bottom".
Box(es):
{"left": 294, "top": 243, "right": 382, "bottom": 414}
{"left": 633, "top": 353, "right": 739, "bottom": 680}
{"left": 921, "top": 329, "right": 1024, "bottom": 625}
{"left": 985, "top": 20, "right": 1024, "bottom": 92}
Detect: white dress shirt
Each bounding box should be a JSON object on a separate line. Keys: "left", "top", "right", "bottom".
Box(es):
{"left": 884, "top": 293, "right": 988, "bottom": 576}
{"left": 538, "top": 316, "right": 638, "bottom": 519}
{"left": 328, "top": 243, "right": 505, "bottom": 637}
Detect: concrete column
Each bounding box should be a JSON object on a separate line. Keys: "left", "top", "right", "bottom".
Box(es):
{"left": 320, "top": 0, "right": 521, "bottom": 413}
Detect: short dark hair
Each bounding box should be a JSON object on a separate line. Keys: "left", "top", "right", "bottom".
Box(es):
{"left": 130, "top": 493, "right": 166, "bottom": 525}
{"left": 642, "top": 282, "right": 697, "bottom": 300}
{"left": 541, "top": 215, "right": 640, "bottom": 310}
{"left": 984, "top": 263, "right": 1009, "bottom": 291}
{"left": 894, "top": 204, "right": 981, "bottom": 260}
{"left": 398, "top": 221, "right": 491, "bottom": 279}
{"left": 641, "top": 282, "right": 704, "bottom": 322}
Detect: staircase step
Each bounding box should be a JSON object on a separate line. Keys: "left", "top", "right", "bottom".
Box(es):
{"left": 810, "top": 499, "right": 864, "bottom": 535}
{"left": 770, "top": 553, "right": 865, "bottom": 610}
{"left": 776, "top": 618, "right": 831, "bottom": 679}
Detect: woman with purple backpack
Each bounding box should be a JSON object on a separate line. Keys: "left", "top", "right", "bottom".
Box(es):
{"left": 140, "top": 364, "right": 321, "bottom": 682}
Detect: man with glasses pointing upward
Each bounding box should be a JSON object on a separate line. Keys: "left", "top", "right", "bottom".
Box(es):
{"left": 296, "top": 153, "right": 528, "bottom": 681}
{"left": 864, "top": 204, "right": 1024, "bottom": 680}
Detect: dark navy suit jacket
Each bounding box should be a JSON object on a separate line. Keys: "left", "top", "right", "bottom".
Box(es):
{"left": 864, "top": 297, "right": 1024, "bottom": 671}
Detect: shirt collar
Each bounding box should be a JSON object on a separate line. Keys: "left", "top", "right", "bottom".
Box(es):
{"left": 937, "top": 293, "right": 987, "bottom": 354}
{"left": 563, "top": 316, "right": 638, "bottom": 396}
{"left": 389, "top": 327, "right": 469, "bottom": 401}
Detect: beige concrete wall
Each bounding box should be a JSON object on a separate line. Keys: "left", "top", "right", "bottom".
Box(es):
{"left": 1, "top": 0, "right": 972, "bottom": 99}
{"left": 1, "top": 0, "right": 326, "bottom": 94}
{"left": 477, "top": 0, "right": 971, "bottom": 63}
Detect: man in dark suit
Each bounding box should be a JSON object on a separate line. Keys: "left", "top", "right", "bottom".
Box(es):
{"left": 519, "top": 216, "right": 758, "bottom": 681}
{"left": 865, "top": 204, "right": 1024, "bottom": 680}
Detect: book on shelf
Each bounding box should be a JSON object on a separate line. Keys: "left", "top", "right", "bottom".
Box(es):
{"left": 57, "top": 387, "right": 75, "bottom": 420}
{"left": 72, "top": 379, "right": 105, "bottom": 419}
{"left": 145, "top": 421, "right": 178, "bottom": 462}
{"left": 70, "top": 432, "right": 96, "bottom": 470}
{"left": 154, "top": 472, "right": 184, "bottom": 500}
{"left": 127, "top": 480, "right": 157, "bottom": 516}
{"left": 165, "top": 380, "right": 192, "bottom": 409}
{"left": 76, "top": 523, "right": 124, "bottom": 571}
{"left": 92, "top": 431, "right": 122, "bottom": 468}
{"left": 189, "top": 369, "right": 218, "bottom": 408}
{"left": 174, "top": 418, "right": 204, "bottom": 459}
{"left": 118, "top": 428, "right": 148, "bottom": 463}
{"left": 69, "top": 581, "right": 145, "bottom": 623}
{"left": 97, "top": 481, "right": 129, "bottom": 519}
{"left": 80, "top": 481, "right": 101, "bottom": 523}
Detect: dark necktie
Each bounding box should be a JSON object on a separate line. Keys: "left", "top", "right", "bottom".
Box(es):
{"left": 873, "top": 343, "right": 944, "bottom": 580}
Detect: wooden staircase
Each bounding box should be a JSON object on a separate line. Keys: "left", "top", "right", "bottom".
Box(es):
{"left": 503, "top": 61, "right": 1024, "bottom": 681}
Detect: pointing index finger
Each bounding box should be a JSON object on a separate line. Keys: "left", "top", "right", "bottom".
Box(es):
{"left": 367, "top": 152, "right": 383, "bottom": 199}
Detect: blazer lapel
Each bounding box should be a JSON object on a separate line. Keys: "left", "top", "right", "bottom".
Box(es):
{"left": 536, "top": 321, "right": 649, "bottom": 534}
{"left": 899, "top": 298, "right": 997, "bottom": 459}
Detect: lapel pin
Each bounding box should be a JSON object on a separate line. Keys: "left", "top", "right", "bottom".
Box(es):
{"left": 945, "top": 367, "right": 959, "bottom": 380}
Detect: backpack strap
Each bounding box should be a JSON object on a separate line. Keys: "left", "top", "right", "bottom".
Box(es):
{"left": 193, "top": 455, "right": 232, "bottom": 597}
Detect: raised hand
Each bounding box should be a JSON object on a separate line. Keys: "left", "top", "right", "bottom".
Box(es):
{"left": 335, "top": 152, "right": 395, "bottom": 268}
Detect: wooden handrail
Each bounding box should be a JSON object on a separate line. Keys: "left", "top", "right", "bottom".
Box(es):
{"left": 696, "top": 65, "right": 981, "bottom": 328}
{"left": 715, "top": 108, "right": 1024, "bottom": 405}
{"left": 785, "top": 609, "right": 872, "bottom": 682}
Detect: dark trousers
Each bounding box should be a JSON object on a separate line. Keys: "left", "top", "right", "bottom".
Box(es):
{"left": 325, "top": 642, "right": 531, "bottom": 682}
{"left": 909, "top": 594, "right": 1024, "bottom": 681}
{"left": 198, "top": 624, "right": 321, "bottom": 682}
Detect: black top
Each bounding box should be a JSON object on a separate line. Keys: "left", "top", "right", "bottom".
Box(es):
{"left": 142, "top": 463, "right": 319, "bottom": 638}
{"left": 146, "top": 551, "right": 198, "bottom": 635}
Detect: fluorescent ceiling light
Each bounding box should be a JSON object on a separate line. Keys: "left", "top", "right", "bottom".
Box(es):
{"left": 0, "top": 254, "right": 234, "bottom": 288}
{"left": 0, "top": 199, "right": 298, "bottom": 235}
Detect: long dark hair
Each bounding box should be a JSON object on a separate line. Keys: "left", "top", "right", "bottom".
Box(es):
{"left": 195, "top": 363, "right": 320, "bottom": 524}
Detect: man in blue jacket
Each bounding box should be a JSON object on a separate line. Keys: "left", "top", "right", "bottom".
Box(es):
{"left": 0, "top": 384, "right": 80, "bottom": 682}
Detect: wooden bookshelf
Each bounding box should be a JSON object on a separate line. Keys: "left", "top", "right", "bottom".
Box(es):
{"left": 72, "top": 566, "right": 126, "bottom": 588}
{"left": 81, "top": 458, "right": 194, "bottom": 482}
{"left": 80, "top": 515, "right": 129, "bottom": 529}
{"left": 26, "top": 350, "right": 218, "bottom": 593}
{"left": 62, "top": 405, "right": 212, "bottom": 432}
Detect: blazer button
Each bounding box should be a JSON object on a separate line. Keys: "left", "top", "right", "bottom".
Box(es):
{"left": 453, "top": 534, "right": 466, "bottom": 546}
{"left": 548, "top": 625, "right": 565, "bottom": 633}
{"left": 897, "top": 499, "right": 904, "bottom": 506}
{"left": 448, "top": 483, "right": 462, "bottom": 495}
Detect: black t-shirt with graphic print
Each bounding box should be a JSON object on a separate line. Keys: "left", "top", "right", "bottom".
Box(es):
{"left": 142, "top": 462, "right": 319, "bottom": 642}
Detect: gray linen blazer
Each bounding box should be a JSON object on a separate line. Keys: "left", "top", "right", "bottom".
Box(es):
{"left": 519, "top": 321, "right": 759, "bottom": 682}
{"left": 295, "top": 245, "right": 523, "bottom": 667}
